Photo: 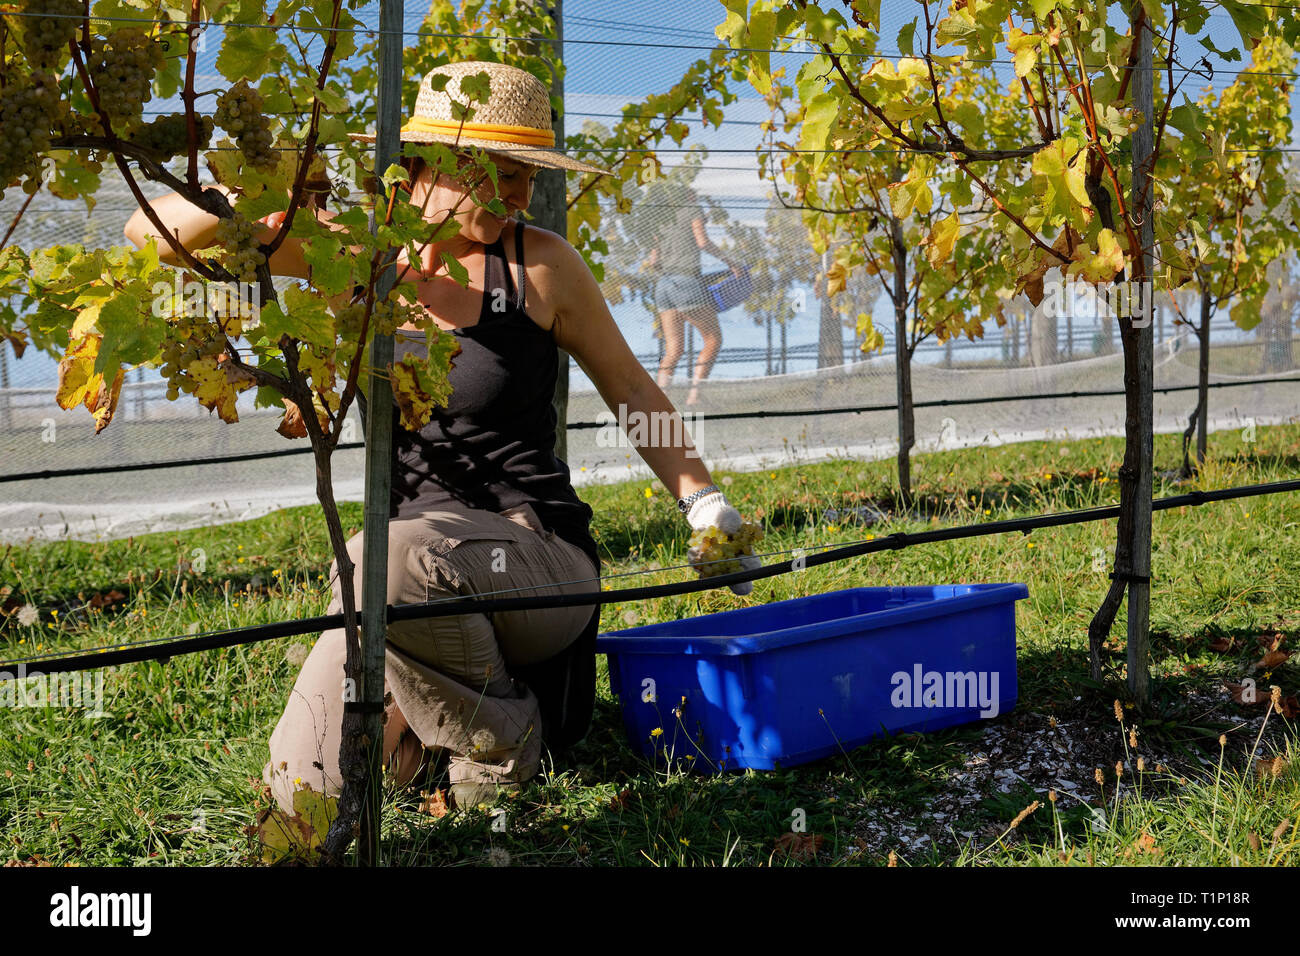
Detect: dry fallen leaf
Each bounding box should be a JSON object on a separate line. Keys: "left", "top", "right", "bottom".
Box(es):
{"left": 1255, "top": 649, "right": 1290, "bottom": 670}
{"left": 1225, "top": 682, "right": 1268, "bottom": 706}
{"left": 1208, "top": 637, "right": 1236, "bottom": 653}
{"left": 774, "top": 832, "right": 825, "bottom": 862}
{"left": 87, "top": 589, "right": 127, "bottom": 609}
{"left": 418, "top": 789, "right": 449, "bottom": 819}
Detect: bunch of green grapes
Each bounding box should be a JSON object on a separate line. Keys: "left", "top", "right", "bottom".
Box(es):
{"left": 158, "top": 307, "right": 224, "bottom": 402}
{"left": 134, "top": 112, "right": 215, "bottom": 160}
{"left": 214, "top": 80, "right": 278, "bottom": 171}
{"left": 85, "top": 28, "right": 164, "bottom": 132}
{"left": 12, "top": 0, "right": 82, "bottom": 70}
{"left": 688, "top": 521, "right": 763, "bottom": 578}
{"left": 333, "top": 301, "right": 367, "bottom": 339}
{"left": 214, "top": 213, "right": 266, "bottom": 283}
{"left": 0, "top": 69, "right": 62, "bottom": 195}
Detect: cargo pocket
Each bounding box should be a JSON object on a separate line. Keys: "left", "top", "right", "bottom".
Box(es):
{"left": 418, "top": 512, "right": 528, "bottom": 596}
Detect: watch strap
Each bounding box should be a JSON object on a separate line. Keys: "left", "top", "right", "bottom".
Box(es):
{"left": 677, "top": 483, "right": 720, "bottom": 515}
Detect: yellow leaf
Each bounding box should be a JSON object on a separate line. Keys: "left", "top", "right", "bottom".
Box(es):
{"left": 926, "top": 212, "right": 960, "bottom": 268}
{"left": 89, "top": 367, "right": 126, "bottom": 434}
{"left": 55, "top": 335, "right": 102, "bottom": 412}
{"left": 187, "top": 355, "right": 241, "bottom": 423}
{"left": 255, "top": 782, "right": 338, "bottom": 864}
{"left": 826, "top": 261, "right": 849, "bottom": 297}
{"left": 1066, "top": 227, "right": 1125, "bottom": 282}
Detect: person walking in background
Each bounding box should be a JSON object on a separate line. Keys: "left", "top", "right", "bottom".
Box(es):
{"left": 645, "top": 183, "right": 743, "bottom": 407}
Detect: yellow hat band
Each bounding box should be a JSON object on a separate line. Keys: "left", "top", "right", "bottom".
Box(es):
{"left": 402, "top": 116, "right": 556, "bottom": 147}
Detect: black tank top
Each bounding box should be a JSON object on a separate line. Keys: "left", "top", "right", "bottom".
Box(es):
{"left": 355, "top": 222, "right": 598, "bottom": 573}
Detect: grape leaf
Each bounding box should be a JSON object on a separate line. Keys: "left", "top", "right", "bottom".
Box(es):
{"left": 254, "top": 782, "right": 338, "bottom": 864}
{"left": 259, "top": 285, "right": 337, "bottom": 349}
{"left": 55, "top": 334, "right": 125, "bottom": 433}
{"left": 799, "top": 92, "right": 839, "bottom": 156}
{"left": 215, "top": 24, "right": 286, "bottom": 83}
{"left": 1199, "top": 34, "right": 1242, "bottom": 64}
{"left": 926, "top": 212, "right": 961, "bottom": 269}
{"left": 935, "top": 11, "right": 977, "bottom": 47}
{"left": 746, "top": 7, "right": 776, "bottom": 95}
{"left": 896, "top": 18, "right": 917, "bottom": 57}
{"left": 1066, "top": 228, "right": 1125, "bottom": 282}
{"left": 438, "top": 251, "right": 470, "bottom": 288}
{"left": 302, "top": 234, "right": 351, "bottom": 296}
{"left": 388, "top": 333, "right": 460, "bottom": 431}
{"left": 94, "top": 291, "right": 164, "bottom": 372}
{"left": 187, "top": 355, "right": 244, "bottom": 422}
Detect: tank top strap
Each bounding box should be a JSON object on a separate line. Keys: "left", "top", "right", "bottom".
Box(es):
{"left": 513, "top": 221, "right": 526, "bottom": 313}
{"left": 478, "top": 222, "right": 527, "bottom": 321}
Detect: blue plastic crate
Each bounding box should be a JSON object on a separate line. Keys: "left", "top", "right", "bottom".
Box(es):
{"left": 703, "top": 267, "right": 754, "bottom": 312}
{"left": 596, "top": 583, "right": 1026, "bottom": 771}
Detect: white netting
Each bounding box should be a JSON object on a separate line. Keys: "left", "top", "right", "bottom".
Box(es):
{"left": 2, "top": 15, "right": 1298, "bottom": 544}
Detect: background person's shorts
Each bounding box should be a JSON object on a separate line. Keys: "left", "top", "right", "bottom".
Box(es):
{"left": 654, "top": 272, "right": 713, "bottom": 311}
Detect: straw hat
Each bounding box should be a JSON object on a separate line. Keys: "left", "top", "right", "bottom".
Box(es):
{"left": 349, "top": 60, "right": 611, "bottom": 176}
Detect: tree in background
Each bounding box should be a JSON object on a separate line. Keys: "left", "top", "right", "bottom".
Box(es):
{"left": 756, "top": 45, "right": 1019, "bottom": 509}
{"left": 721, "top": 0, "right": 1300, "bottom": 704}
{"left": 1163, "top": 36, "right": 1298, "bottom": 475}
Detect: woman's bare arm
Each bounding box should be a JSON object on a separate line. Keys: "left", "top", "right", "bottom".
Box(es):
{"left": 540, "top": 230, "right": 715, "bottom": 500}
{"left": 123, "top": 185, "right": 341, "bottom": 278}
{"left": 691, "top": 216, "right": 741, "bottom": 276}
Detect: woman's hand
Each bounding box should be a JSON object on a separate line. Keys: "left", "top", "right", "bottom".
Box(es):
{"left": 685, "top": 491, "right": 761, "bottom": 597}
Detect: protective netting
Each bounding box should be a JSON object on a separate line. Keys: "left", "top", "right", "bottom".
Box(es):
{"left": 1, "top": 57, "right": 1298, "bottom": 544}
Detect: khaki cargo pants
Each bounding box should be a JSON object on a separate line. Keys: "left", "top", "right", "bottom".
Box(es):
{"left": 263, "top": 503, "right": 599, "bottom": 815}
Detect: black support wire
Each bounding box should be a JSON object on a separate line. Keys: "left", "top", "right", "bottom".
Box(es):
{"left": 2, "top": 477, "right": 1297, "bottom": 678}
{"left": 2, "top": 374, "right": 1297, "bottom": 484}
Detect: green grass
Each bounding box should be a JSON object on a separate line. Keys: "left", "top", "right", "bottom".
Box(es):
{"left": 1, "top": 424, "right": 1298, "bottom": 866}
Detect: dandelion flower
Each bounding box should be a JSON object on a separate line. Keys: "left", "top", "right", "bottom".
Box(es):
{"left": 650, "top": 727, "right": 663, "bottom": 738}
{"left": 17, "top": 604, "right": 38, "bottom": 626}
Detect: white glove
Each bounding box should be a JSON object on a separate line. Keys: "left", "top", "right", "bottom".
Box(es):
{"left": 686, "top": 492, "right": 760, "bottom": 597}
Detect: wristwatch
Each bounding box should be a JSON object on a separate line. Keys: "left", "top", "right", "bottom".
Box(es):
{"left": 677, "top": 483, "right": 720, "bottom": 515}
